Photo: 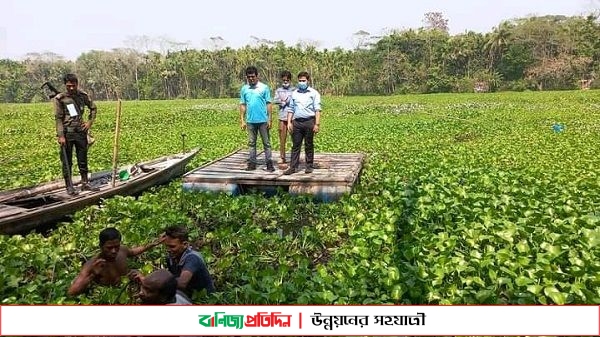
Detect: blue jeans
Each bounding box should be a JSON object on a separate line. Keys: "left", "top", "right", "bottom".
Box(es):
{"left": 247, "top": 122, "right": 272, "bottom": 164}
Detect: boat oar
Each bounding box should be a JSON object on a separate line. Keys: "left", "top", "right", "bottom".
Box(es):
{"left": 110, "top": 100, "right": 122, "bottom": 187}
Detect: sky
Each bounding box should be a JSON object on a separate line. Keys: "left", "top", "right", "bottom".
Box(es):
{"left": 0, "top": 0, "right": 596, "bottom": 60}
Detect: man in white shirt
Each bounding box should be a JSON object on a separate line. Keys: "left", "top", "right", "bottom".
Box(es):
{"left": 284, "top": 71, "right": 322, "bottom": 175}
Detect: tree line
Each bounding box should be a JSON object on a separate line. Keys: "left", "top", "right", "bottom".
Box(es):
{"left": 1, "top": 13, "right": 600, "bottom": 103}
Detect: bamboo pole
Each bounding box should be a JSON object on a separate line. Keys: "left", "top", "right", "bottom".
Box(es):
{"left": 111, "top": 100, "right": 122, "bottom": 187}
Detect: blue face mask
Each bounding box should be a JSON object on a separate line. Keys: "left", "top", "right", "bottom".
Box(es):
{"left": 298, "top": 82, "right": 308, "bottom": 90}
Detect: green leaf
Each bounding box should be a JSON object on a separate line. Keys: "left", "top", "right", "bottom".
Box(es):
{"left": 391, "top": 285, "right": 404, "bottom": 301}
{"left": 583, "top": 228, "right": 600, "bottom": 248}
{"left": 540, "top": 242, "right": 563, "bottom": 257}
{"left": 475, "top": 289, "right": 494, "bottom": 303}
{"left": 515, "top": 276, "right": 533, "bottom": 287}
{"left": 527, "top": 285, "right": 543, "bottom": 295}
{"left": 544, "top": 286, "right": 566, "bottom": 304}
{"left": 515, "top": 240, "right": 529, "bottom": 253}
{"left": 496, "top": 228, "right": 516, "bottom": 243}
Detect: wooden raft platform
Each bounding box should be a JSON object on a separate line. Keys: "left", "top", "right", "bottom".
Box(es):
{"left": 182, "top": 150, "right": 365, "bottom": 202}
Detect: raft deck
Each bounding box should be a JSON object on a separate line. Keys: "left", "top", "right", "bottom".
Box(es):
{"left": 182, "top": 150, "right": 365, "bottom": 202}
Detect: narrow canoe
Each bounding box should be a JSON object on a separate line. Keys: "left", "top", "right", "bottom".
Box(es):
{"left": 0, "top": 148, "right": 200, "bottom": 235}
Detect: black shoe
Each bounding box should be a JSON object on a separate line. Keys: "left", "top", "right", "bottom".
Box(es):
{"left": 81, "top": 183, "right": 100, "bottom": 192}
{"left": 283, "top": 167, "right": 296, "bottom": 175}
{"left": 266, "top": 161, "right": 275, "bottom": 172}
{"left": 246, "top": 163, "right": 257, "bottom": 171}
{"left": 305, "top": 165, "right": 314, "bottom": 174}
{"left": 66, "top": 186, "right": 79, "bottom": 196}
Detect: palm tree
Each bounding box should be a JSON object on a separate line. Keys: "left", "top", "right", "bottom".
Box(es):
{"left": 484, "top": 21, "right": 513, "bottom": 70}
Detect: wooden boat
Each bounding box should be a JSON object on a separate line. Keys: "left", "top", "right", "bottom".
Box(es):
{"left": 0, "top": 148, "right": 200, "bottom": 235}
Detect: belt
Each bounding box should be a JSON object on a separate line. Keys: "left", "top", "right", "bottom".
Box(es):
{"left": 65, "top": 126, "right": 84, "bottom": 133}
{"left": 294, "top": 117, "right": 315, "bottom": 122}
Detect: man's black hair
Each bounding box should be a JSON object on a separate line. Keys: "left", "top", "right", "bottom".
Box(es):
{"left": 99, "top": 227, "right": 121, "bottom": 246}
{"left": 280, "top": 70, "right": 292, "bottom": 79}
{"left": 165, "top": 225, "right": 189, "bottom": 242}
{"left": 298, "top": 71, "right": 310, "bottom": 80}
{"left": 245, "top": 66, "right": 258, "bottom": 76}
{"left": 63, "top": 73, "right": 78, "bottom": 84}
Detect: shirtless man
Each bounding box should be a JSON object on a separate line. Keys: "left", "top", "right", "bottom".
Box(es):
{"left": 67, "top": 227, "right": 164, "bottom": 296}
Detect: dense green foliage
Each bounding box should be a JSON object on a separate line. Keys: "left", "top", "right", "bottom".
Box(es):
{"left": 2, "top": 14, "right": 600, "bottom": 102}
{"left": 1, "top": 90, "right": 600, "bottom": 305}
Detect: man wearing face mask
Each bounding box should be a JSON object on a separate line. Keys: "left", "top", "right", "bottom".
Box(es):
{"left": 273, "top": 70, "right": 295, "bottom": 164}
{"left": 284, "top": 71, "right": 322, "bottom": 175}
{"left": 54, "top": 73, "right": 99, "bottom": 195}
{"left": 239, "top": 66, "right": 275, "bottom": 172}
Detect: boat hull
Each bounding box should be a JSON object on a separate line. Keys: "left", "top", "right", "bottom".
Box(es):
{"left": 0, "top": 149, "right": 199, "bottom": 235}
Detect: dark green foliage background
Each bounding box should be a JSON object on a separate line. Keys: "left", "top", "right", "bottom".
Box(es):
{"left": 1, "top": 91, "right": 600, "bottom": 305}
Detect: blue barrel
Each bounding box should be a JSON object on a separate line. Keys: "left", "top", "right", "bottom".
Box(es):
{"left": 289, "top": 184, "right": 351, "bottom": 202}
{"left": 182, "top": 182, "right": 240, "bottom": 195}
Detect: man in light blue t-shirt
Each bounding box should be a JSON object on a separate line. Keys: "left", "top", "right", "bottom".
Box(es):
{"left": 239, "top": 66, "right": 275, "bottom": 172}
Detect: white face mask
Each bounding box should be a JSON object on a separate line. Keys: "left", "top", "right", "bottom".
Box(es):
{"left": 283, "top": 83, "right": 290, "bottom": 88}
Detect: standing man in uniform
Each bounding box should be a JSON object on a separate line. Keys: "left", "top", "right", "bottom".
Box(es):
{"left": 284, "top": 71, "right": 322, "bottom": 175}
{"left": 239, "top": 66, "right": 275, "bottom": 172}
{"left": 54, "top": 73, "right": 98, "bottom": 195}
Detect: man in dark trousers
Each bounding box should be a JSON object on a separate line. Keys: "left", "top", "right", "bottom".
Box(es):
{"left": 284, "top": 71, "right": 322, "bottom": 174}
{"left": 54, "top": 73, "right": 98, "bottom": 195}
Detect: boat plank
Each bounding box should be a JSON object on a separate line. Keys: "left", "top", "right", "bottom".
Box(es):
{"left": 0, "top": 205, "right": 27, "bottom": 217}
